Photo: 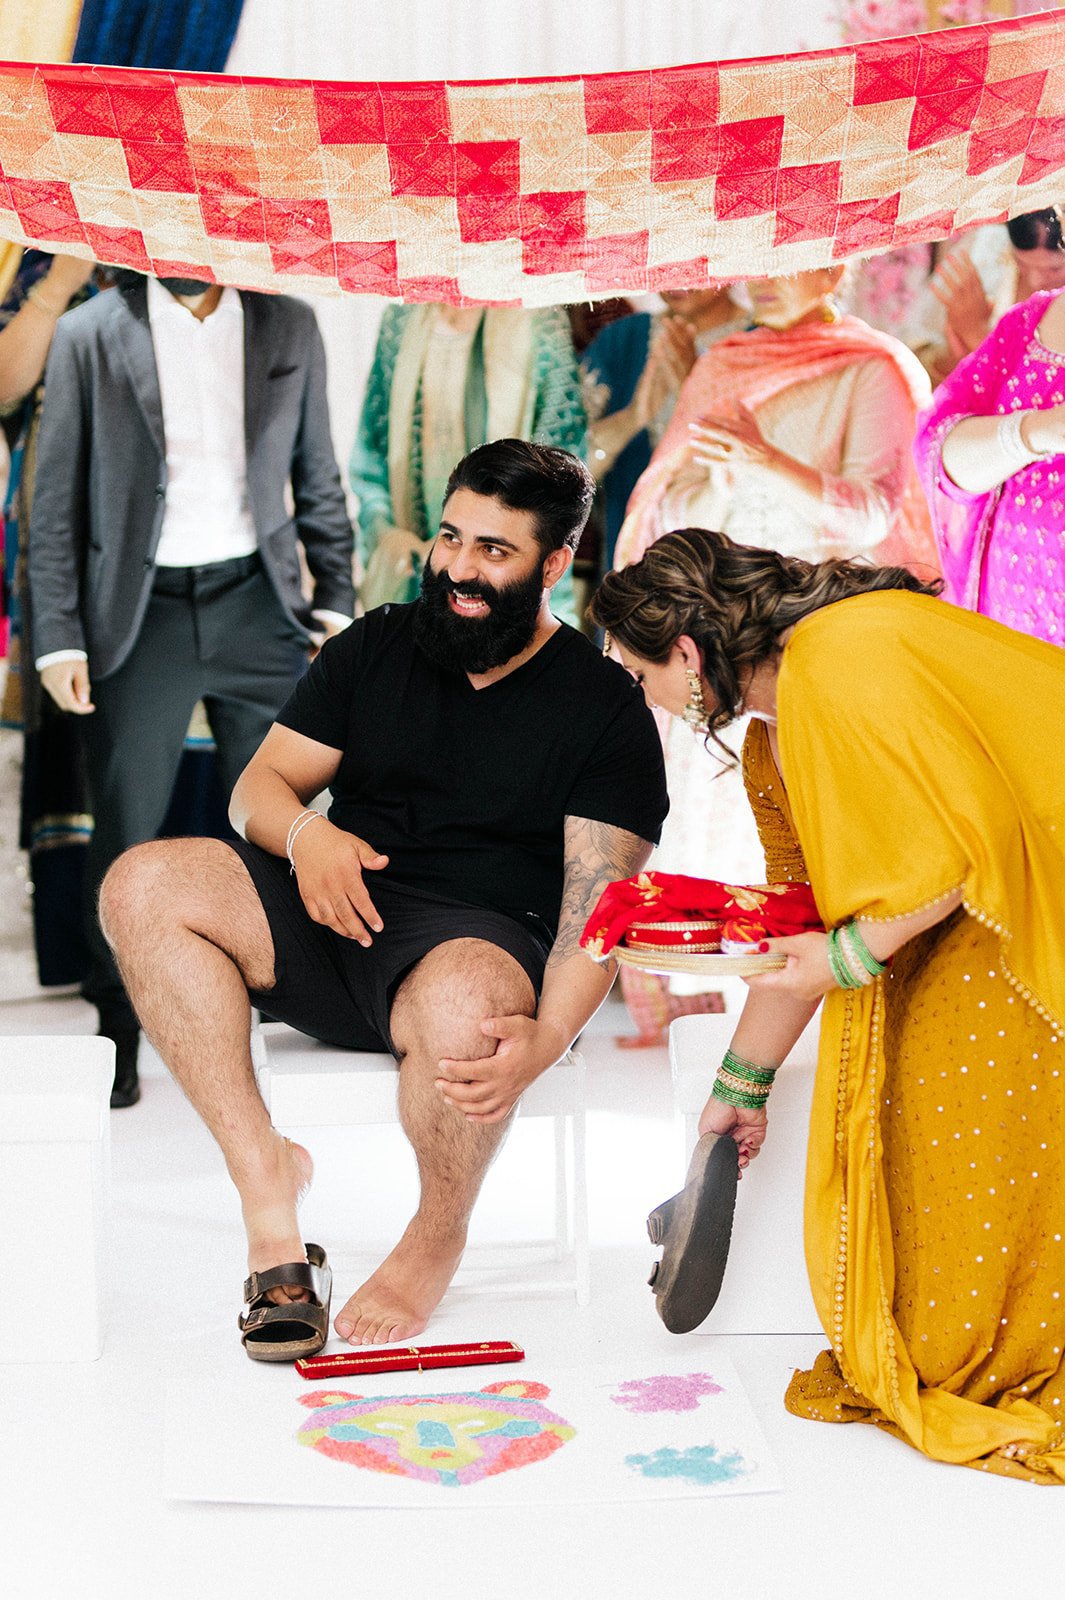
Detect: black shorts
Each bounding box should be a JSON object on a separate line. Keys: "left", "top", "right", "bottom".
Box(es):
{"left": 226, "top": 839, "right": 552, "bottom": 1055}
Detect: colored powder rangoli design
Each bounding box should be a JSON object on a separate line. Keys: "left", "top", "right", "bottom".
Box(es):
{"left": 296, "top": 1380, "right": 575, "bottom": 1488}
{"left": 626, "top": 1445, "right": 747, "bottom": 1487}
{"left": 610, "top": 1373, "right": 724, "bottom": 1415}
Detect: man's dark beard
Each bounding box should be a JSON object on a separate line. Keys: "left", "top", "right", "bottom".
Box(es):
{"left": 412, "top": 559, "right": 546, "bottom": 674}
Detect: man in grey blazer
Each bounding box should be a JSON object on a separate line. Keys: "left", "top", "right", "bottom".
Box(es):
{"left": 28, "top": 270, "right": 355, "bottom": 1106}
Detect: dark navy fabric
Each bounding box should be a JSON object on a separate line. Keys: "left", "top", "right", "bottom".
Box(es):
{"left": 73, "top": 0, "right": 244, "bottom": 71}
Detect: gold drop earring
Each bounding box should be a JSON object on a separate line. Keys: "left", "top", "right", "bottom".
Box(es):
{"left": 683, "top": 667, "right": 709, "bottom": 734}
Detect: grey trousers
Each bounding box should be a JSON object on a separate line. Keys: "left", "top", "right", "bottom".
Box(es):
{"left": 80, "top": 553, "right": 309, "bottom": 1027}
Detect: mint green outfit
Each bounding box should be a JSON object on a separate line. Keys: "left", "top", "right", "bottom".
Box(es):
{"left": 350, "top": 305, "right": 587, "bottom": 621}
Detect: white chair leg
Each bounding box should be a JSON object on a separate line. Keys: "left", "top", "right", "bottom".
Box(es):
{"left": 553, "top": 1111, "right": 569, "bottom": 1259}
{"left": 572, "top": 1103, "right": 590, "bottom": 1308}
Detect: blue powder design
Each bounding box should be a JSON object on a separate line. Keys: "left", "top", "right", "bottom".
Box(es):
{"left": 625, "top": 1445, "right": 747, "bottom": 1486}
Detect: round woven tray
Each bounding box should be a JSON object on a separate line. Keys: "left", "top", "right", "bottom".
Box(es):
{"left": 615, "top": 945, "right": 786, "bottom": 977}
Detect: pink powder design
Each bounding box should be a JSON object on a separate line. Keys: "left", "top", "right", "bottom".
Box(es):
{"left": 610, "top": 1373, "right": 724, "bottom": 1414}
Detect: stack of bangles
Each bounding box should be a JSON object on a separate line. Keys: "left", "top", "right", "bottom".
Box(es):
{"left": 711, "top": 1048, "right": 779, "bottom": 1110}
{"left": 286, "top": 807, "right": 324, "bottom": 873}
{"left": 710, "top": 925, "right": 889, "bottom": 1109}
{"left": 825, "top": 921, "right": 890, "bottom": 989}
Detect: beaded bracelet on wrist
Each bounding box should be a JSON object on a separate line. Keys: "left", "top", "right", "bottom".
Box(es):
{"left": 286, "top": 809, "right": 324, "bottom": 873}
{"left": 716, "top": 1065, "right": 770, "bottom": 1097}
{"left": 285, "top": 807, "right": 315, "bottom": 857}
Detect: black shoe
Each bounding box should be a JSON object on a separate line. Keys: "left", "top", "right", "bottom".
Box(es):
{"left": 101, "top": 1026, "right": 141, "bottom": 1108}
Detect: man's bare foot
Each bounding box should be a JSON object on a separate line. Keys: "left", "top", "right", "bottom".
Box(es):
{"left": 238, "top": 1135, "right": 315, "bottom": 1306}
{"left": 334, "top": 1225, "right": 466, "bottom": 1345}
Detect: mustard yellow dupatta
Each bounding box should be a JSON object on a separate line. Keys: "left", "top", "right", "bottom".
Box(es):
{"left": 777, "top": 592, "right": 1065, "bottom": 1480}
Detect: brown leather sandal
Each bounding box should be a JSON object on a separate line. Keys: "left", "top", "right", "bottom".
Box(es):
{"left": 239, "top": 1243, "right": 332, "bottom": 1362}
{"left": 645, "top": 1135, "right": 738, "bottom": 1334}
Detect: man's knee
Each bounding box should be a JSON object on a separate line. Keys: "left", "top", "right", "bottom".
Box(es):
{"left": 98, "top": 840, "right": 180, "bottom": 946}
{"left": 391, "top": 940, "right": 535, "bottom": 1060}
{"left": 100, "top": 838, "right": 241, "bottom": 944}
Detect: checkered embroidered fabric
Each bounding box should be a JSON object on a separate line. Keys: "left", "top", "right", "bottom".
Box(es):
{"left": 2, "top": 10, "right": 1065, "bottom": 306}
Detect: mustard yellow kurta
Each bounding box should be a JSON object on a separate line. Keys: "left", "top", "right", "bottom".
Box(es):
{"left": 742, "top": 591, "right": 1065, "bottom": 1483}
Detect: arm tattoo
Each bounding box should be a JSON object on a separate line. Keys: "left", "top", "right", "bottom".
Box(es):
{"left": 546, "top": 815, "right": 653, "bottom": 969}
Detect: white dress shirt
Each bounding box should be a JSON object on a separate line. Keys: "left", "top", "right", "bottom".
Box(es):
{"left": 36, "top": 280, "right": 348, "bottom": 670}
{"left": 148, "top": 276, "right": 258, "bottom": 568}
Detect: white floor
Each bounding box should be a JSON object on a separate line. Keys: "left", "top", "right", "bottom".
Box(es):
{"left": 1, "top": 731, "right": 1059, "bottom": 1599}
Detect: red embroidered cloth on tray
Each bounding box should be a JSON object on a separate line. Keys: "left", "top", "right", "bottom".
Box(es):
{"left": 580, "top": 872, "right": 824, "bottom": 960}
{"left": 2, "top": 11, "right": 1065, "bottom": 304}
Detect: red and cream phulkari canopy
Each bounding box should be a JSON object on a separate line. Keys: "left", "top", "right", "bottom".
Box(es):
{"left": 2, "top": 9, "right": 1065, "bottom": 305}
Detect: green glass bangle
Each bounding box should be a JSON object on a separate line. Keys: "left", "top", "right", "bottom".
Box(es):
{"left": 826, "top": 928, "right": 864, "bottom": 990}
{"left": 833, "top": 924, "right": 869, "bottom": 987}
{"left": 825, "top": 929, "right": 849, "bottom": 988}
{"left": 833, "top": 937, "right": 864, "bottom": 989}
{"left": 711, "top": 1077, "right": 770, "bottom": 1110}
{"left": 722, "top": 1048, "right": 776, "bottom": 1075}
{"left": 721, "top": 1047, "right": 777, "bottom": 1086}
{"left": 840, "top": 921, "right": 888, "bottom": 978}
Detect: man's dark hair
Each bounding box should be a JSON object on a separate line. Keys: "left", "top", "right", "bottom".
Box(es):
{"left": 1007, "top": 207, "right": 1065, "bottom": 252}
{"left": 443, "top": 438, "right": 595, "bottom": 556}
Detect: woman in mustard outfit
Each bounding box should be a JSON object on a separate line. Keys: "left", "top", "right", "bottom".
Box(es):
{"left": 590, "top": 528, "right": 1065, "bottom": 1484}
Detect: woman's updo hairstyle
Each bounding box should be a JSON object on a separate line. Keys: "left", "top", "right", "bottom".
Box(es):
{"left": 589, "top": 528, "right": 940, "bottom": 759}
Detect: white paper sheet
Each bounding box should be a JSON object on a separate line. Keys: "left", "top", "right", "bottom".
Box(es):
{"left": 165, "top": 1339, "right": 782, "bottom": 1507}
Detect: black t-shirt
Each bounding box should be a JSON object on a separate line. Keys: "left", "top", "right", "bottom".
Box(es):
{"left": 276, "top": 603, "right": 668, "bottom": 936}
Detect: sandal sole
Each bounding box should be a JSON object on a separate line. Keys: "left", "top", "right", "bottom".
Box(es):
{"left": 646, "top": 1133, "right": 739, "bottom": 1334}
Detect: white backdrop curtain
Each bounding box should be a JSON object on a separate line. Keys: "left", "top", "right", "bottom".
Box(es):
{"left": 226, "top": 0, "right": 843, "bottom": 470}
{"left": 227, "top": 0, "right": 840, "bottom": 82}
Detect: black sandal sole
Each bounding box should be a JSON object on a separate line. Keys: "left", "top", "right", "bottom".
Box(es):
{"left": 646, "top": 1134, "right": 739, "bottom": 1334}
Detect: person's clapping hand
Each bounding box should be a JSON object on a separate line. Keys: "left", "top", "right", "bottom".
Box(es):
{"left": 632, "top": 316, "right": 700, "bottom": 432}
{"left": 661, "top": 445, "right": 713, "bottom": 503}
{"left": 689, "top": 401, "right": 777, "bottom": 471}
{"left": 631, "top": 341, "right": 675, "bottom": 433}
{"left": 930, "top": 251, "right": 992, "bottom": 362}
{"left": 656, "top": 314, "right": 700, "bottom": 386}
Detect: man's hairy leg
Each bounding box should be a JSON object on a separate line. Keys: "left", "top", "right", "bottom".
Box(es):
{"left": 99, "top": 839, "right": 313, "bottom": 1303}
{"left": 334, "top": 938, "right": 535, "bottom": 1345}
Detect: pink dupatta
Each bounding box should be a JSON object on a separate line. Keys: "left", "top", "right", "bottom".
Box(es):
{"left": 616, "top": 314, "right": 939, "bottom": 576}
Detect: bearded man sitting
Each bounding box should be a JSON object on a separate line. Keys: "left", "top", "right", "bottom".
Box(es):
{"left": 100, "top": 439, "right": 668, "bottom": 1354}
